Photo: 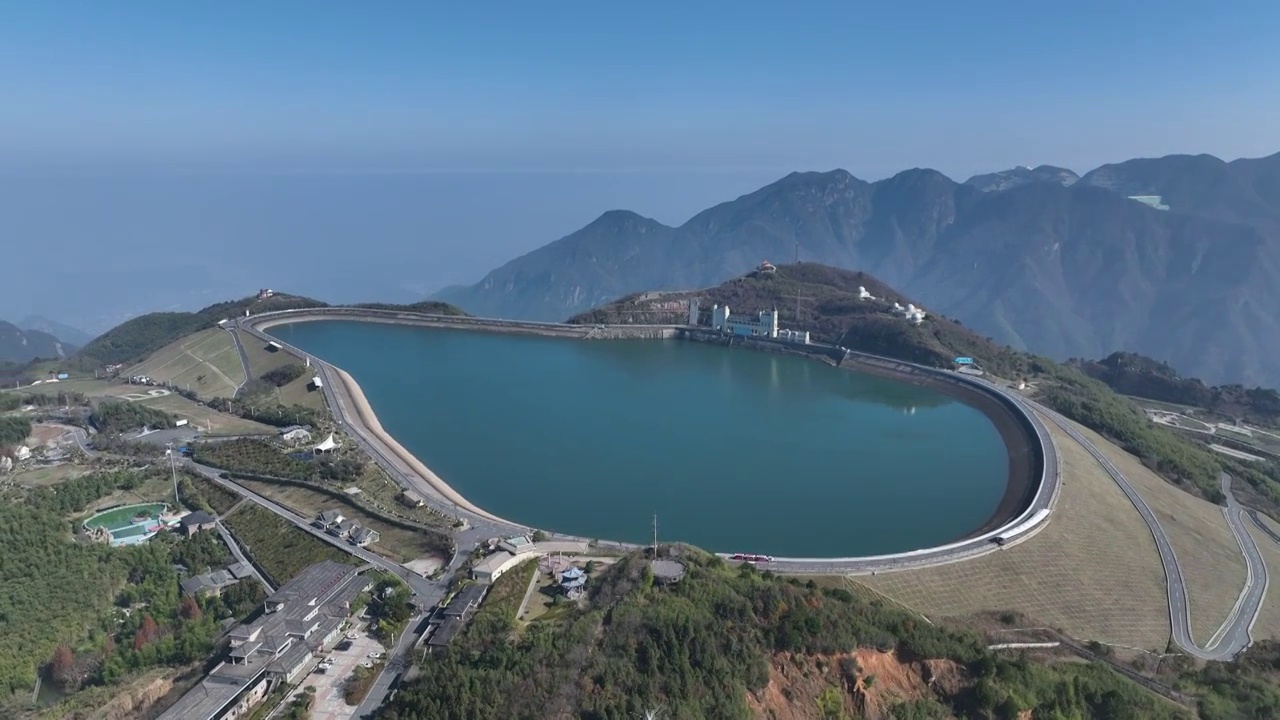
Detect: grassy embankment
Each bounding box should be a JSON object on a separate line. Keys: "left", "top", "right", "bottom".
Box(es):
{"left": 221, "top": 503, "right": 360, "bottom": 586}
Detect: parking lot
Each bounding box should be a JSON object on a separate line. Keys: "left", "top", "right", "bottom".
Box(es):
{"left": 280, "top": 630, "right": 387, "bottom": 720}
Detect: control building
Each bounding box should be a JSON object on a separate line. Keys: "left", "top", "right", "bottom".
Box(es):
{"left": 710, "top": 305, "right": 779, "bottom": 338}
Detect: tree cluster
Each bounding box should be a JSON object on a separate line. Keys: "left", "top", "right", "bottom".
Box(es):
{"left": 90, "top": 399, "right": 174, "bottom": 433}
{"left": 259, "top": 363, "right": 308, "bottom": 388}
{"left": 195, "top": 438, "right": 365, "bottom": 485}
{"left": 0, "top": 469, "right": 260, "bottom": 708}
{"left": 0, "top": 416, "right": 32, "bottom": 447}
{"left": 377, "top": 552, "right": 1188, "bottom": 720}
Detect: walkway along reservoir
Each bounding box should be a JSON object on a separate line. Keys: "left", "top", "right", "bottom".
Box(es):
{"left": 265, "top": 316, "right": 1037, "bottom": 558}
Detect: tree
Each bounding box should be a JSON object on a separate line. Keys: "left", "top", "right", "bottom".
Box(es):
{"left": 50, "top": 644, "right": 76, "bottom": 688}
{"left": 134, "top": 615, "right": 160, "bottom": 650}
{"left": 179, "top": 596, "right": 203, "bottom": 621}
{"left": 102, "top": 634, "right": 116, "bottom": 660}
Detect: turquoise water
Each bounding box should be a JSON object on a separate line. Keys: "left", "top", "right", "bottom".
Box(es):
{"left": 84, "top": 503, "right": 167, "bottom": 531}
{"left": 271, "top": 322, "right": 1009, "bottom": 557}
{"left": 84, "top": 503, "right": 170, "bottom": 546}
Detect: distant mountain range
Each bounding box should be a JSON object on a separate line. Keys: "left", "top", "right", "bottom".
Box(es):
{"left": 434, "top": 151, "right": 1280, "bottom": 387}
{"left": 0, "top": 320, "right": 74, "bottom": 363}
{"left": 18, "top": 315, "right": 93, "bottom": 347}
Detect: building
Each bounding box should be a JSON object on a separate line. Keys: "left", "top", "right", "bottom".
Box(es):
{"left": 158, "top": 561, "right": 366, "bottom": 720}
{"left": 349, "top": 525, "right": 380, "bottom": 547}
{"left": 309, "top": 376, "right": 324, "bottom": 391}
{"left": 710, "top": 304, "right": 779, "bottom": 338}
{"left": 426, "top": 584, "right": 489, "bottom": 651}
{"left": 179, "top": 510, "right": 218, "bottom": 537}
{"left": 686, "top": 297, "right": 700, "bottom": 326}
{"left": 891, "top": 302, "right": 927, "bottom": 324}
{"left": 314, "top": 433, "right": 338, "bottom": 454}
{"left": 181, "top": 562, "right": 255, "bottom": 597}
{"left": 278, "top": 425, "right": 312, "bottom": 445}
{"left": 777, "top": 328, "right": 810, "bottom": 345}
{"left": 397, "top": 490, "right": 424, "bottom": 508}
{"left": 313, "top": 510, "right": 345, "bottom": 530}
{"left": 559, "top": 566, "right": 586, "bottom": 598}
{"left": 472, "top": 550, "right": 536, "bottom": 584}
{"left": 650, "top": 559, "right": 686, "bottom": 585}
{"left": 857, "top": 285, "right": 876, "bottom": 301}
{"left": 499, "top": 535, "right": 532, "bottom": 555}
{"left": 257, "top": 288, "right": 276, "bottom": 299}
{"left": 328, "top": 519, "right": 356, "bottom": 539}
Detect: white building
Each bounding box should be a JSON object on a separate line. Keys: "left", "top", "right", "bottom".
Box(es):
{"left": 777, "top": 328, "right": 810, "bottom": 344}
{"left": 857, "top": 285, "right": 876, "bottom": 301}
{"left": 687, "top": 297, "right": 700, "bottom": 326}
{"left": 891, "top": 302, "right": 927, "bottom": 324}
{"left": 710, "top": 305, "right": 779, "bottom": 338}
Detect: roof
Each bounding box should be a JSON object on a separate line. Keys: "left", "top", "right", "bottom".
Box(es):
{"left": 317, "top": 510, "right": 344, "bottom": 524}
{"left": 180, "top": 510, "right": 217, "bottom": 527}
{"left": 561, "top": 576, "right": 586, "bottom": 589}
{"left": 227, "top": 561, "right": 255, "bottom": 579}
{"left": 427, "top": 617, "right": 465, "bottom": 647}
{"left": 444, "top": 584, "right": 487, "bottom": 616}
{"left": 351, "top": 526, "right": 378, "bottom": 542}
{"left": 315, "top": 433, "right": 338, "bottom": 451}
{"left": 561, "top": 567, "right": 585, "bottom": 580}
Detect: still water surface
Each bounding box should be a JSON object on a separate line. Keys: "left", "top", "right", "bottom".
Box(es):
{"left": 271, "top": 321, "right": 1009, "bottom": 556}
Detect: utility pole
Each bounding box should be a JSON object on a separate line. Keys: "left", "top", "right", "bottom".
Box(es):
{"left": 652, "top": 514, "right": 658, "bottom": 557}
{"left": 794, "top": 240, "right": 800, "bottom": 265}
{"left": 166, "top": 442, "right": 179, "bottom": 507}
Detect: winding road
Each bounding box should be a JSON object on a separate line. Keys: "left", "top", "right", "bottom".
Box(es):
{"left": 1034, "top": 406, "right": 1267, "bottom": 661}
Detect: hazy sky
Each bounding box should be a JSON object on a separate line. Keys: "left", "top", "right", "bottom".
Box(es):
{"left": 4, "top": 1, "right": 1278, "bottom": 176}
{"left": 2, "top": 1, "right": 1278, "bottom": 332}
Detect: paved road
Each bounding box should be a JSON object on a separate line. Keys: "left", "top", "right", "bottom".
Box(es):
{"left": 184, "top": 460, "right": 438, "bottom": 596}
{"left": 1034, "top": 406, "right": 1265, "bottom": 661}
{"left": 215, "top": 519, "right": 276, "bottom": 593}
{"left": 1208, "top": 474, "right": 1268, "bottom": 655}
{"left": 223, "top": 325, "right": 252, "bottom": 397}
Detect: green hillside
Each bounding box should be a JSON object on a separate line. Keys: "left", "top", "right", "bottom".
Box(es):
{"left": 69, "top": 293, "right": 329, "bottom": 371}
{"left": 380, "top": 550, "right": 1213, "bottom": 719}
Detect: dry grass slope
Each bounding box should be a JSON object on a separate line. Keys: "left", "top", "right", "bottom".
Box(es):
{"left": 1068, "top": 422, "right": 1246, "bottom": 646}
{"left": 860, "top": 412, "right": 1171, "bottom": 649}
{"left": 125, "top": 328, "right": 245, "bottom": 399}
{"left": 234, "top": 329, "right": 325, "bottom": 411}
{"left": 133, "top": 392, "right": 274, "bottom": 436}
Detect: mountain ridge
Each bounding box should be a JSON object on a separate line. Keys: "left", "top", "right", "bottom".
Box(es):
{"left": 435, "top": 151, "right": 1280, "bottom": 387}
{"left": 0, "top": 320, "right": 72, "bottom": 363}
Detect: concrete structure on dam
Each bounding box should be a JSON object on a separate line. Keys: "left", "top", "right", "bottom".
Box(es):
{"left": 237, "top": 306, "right": 1059, "bottom": 572}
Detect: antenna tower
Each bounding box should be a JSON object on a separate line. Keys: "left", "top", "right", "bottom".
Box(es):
{"left": 783, "top": 291, "right": 814, "bottom": 324}
{"left": 794, "top": 240, "right": 800, "bottom": 265}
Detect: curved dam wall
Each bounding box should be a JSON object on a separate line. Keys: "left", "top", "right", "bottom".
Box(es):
{"left": 243, "top": 308, "right": 1053, "bottom": 557}
{"left": 675, "top": 329, "right": 1050, "bottom": 544}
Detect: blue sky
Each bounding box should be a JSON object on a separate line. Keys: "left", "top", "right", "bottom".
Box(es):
{"left": 2, "top": 1, "right": 1279, "bottom": 331}
{"left": 3, "top": 1, "right": 1278, "bottom": 177}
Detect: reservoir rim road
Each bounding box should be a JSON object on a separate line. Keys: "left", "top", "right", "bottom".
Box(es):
{"left": 244, "top": 309, "right": 1051, "bottom": 563}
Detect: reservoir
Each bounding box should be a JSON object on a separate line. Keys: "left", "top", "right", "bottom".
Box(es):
{"left": 271, "top": 321, "right": 1010, "bottom": 557}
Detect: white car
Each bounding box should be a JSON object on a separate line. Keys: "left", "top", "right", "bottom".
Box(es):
{"left": 367, "top": 651, "right": 384, "bottom": 660}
